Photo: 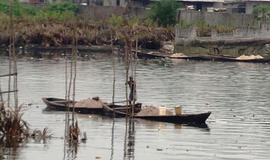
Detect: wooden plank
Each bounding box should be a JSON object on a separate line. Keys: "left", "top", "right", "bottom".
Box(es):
{"left": 0, "top": 73, "right": 17, "bottom": 78}
{"left": 0, "top": 90, "right": 18, "bottom": 94}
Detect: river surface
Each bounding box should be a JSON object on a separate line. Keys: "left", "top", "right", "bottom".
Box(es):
{"left": 0, "top": 53, "right": 270, "bottom": 160}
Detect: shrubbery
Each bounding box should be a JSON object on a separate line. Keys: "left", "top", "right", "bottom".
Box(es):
{"left": 0, "top": 1, "right": 78, "bottom": 21}
{"left": 150, "top": 0, "right": 180, "bottom": 27}
{"left": 253, "top": 5, "right": 270, "bottom": 22}
{"left": 0, "top": 0, "right": 36, "bottom": 17}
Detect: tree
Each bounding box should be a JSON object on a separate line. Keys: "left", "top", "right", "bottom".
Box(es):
{"left": 254, "top": 5, "right": 270, "bottom": 22}
{"left": 150, "top": 0, "right": 180, "bottom": 27}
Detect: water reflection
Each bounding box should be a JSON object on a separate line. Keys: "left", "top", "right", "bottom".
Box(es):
{"left": 63, "top": 130, "right": 78, "bottom": 160}
{"left": 123, "top": 118, "right": 135, "bottom": 160}
{"left": 136, "top": 119, "right": 210, "bottom": 131}
{"left": 63, "top": 144, "right": 77, "bottom": 160}
{"left": 1, "top": 148, "right": 17, "bottom": 160}
{"left": 110, "top": 118, "right": 115, "bottom": 160}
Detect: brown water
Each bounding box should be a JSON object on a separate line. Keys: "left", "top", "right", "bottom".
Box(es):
{"left": 1, "top": 54, "right": 270, "bottom": 160}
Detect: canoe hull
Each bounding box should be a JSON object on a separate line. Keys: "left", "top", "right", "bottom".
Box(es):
{"left": 43, "top": 98, "right": 210, "bottom": 124}
{"left": 135, "top": 112, "right": 211, "bottom": 125}
{"left": 42, "top": 97, "right": 142, "bottom": 115}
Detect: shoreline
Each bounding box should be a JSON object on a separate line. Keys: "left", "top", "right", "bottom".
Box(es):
{"left": 1, "top": 44, "right": 269, "bottom": 63}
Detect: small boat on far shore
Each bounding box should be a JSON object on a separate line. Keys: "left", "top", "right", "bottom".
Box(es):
{"left": 136, "top": 50, "right": 270, "bottom": 63}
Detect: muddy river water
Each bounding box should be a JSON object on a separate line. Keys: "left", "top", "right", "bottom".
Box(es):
{"left": 0, "top": 53, "right": 270, "bottom": 160}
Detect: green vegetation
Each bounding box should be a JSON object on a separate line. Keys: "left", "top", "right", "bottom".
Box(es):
{"left": 0, "top": 0, "right": 78, "bottom": 21}
{"left": 179, "top": 20, "right": 234, "bottom": 36}
{"left": 179, "top": 20, "right": 192, "bottom": 28}
{"left": 35, "top": 2, "right": 79, "bottom": 21}
{"left": 0, "top": 0, "right": 36, "bottom": 17}
{"left": 106, "top": 15, "right": 173, "bottom": 49}
{"left": 195, "top": 21, "right": 212, "bottom": 37}
{"left": 150, "top": 0, "right": 180, "bottom": 27}
{"left": 196, "top": 21, "right": 234, "bottom": 36}
{"left": 213, "top": 25, "right": 234, "bottom": 34}
{"left": 253, "top": 5, "right": 270, "bottom": 22}
{"left": 0, "top": 1, "right": 173, "bottom": 50}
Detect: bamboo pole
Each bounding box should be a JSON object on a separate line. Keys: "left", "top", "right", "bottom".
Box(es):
{"left": 111, "top": 32, "right": 116, "bottom": 105}
{"left": 131, "top": 37, "right": 138, "bottom": 118}
{"left": 110, "top": 118, "right": 115, "bottom": 160}
{"left": 0, "top": 73, "right": 17, "bottom": 78}
{"left": 0, "top": 82, "right": 3, "bottom": 102}
{"left": 124, "top": 39, "right": 130, "bottom": 119}
{"left": 0, "top": 90, "right": 18, "bottom": 94}
{"left": 12, "top": 34, "right": 18, "bottom": 109}
{"left": 8, "top": 0, "right": 18, "bottom": 109}
{"left": 7, "top": 0, "right": 14, "bottom": 107}
{"left": 64, "top": 51, "right": 69, "bottom": 147}
{"left": 67, "top": 54, "right": 73, "bottom": 106}
{"left": 63, "top": 52, "right": 68, "bottom": 160}
{"left": 71, "top": 26, "right": 78, "bottom": 127}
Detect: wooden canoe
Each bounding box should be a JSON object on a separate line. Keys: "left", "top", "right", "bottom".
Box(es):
{"left": 42, "top": 97, "right": 104, "bottom": 114}
{"left": 102, "top": 103, "right": 142, "bottom": 117}
{"left": 42, "top": 97, "right": 142, "bottom": 115}
{"left": 103, "top": 103, "right": 211, "bottom": 124}
{"left": 135, "top": 112, "right": 211, "bottom": 125}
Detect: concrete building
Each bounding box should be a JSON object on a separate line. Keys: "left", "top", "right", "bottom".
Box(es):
{"left": 224, "top": 0, "right": 270, "bottom": 14}
{"left": 92, "top": 0, "right": 149, "bottom": 7}
{"left": 152, "top": 0, "right": 270, "bottom": 14}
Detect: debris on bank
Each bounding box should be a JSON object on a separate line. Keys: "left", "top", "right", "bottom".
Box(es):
{"left": 236, "top": 55, "right": 263, "bottom": 60}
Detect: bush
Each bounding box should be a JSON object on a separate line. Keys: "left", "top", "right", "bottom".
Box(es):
{"left": 0, "top": 0, "right": 9, "bottom": 15}
{"left": 42, "top": 2, "right": 79, "bottom": 15}
{"left": 253, "top": 5, "right": 270, "bottom": 21}
{"left": 34, "top": 2, "right": 79, "bottom": 21}
{"left": 0, "top": 1, "right": 78, "bottom": 21}
{"left": 0, "top": 0, "right": 37, "bottom": 17}
{"left": 150, "top": 0, "right": 180, "bottom": 27}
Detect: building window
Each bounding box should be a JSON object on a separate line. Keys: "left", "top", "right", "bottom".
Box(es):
{"left": 238, "top": 8, "right": 245, "bottom": 13}
{"left": 117, "top": 0, "right": 120, "bottom": 6}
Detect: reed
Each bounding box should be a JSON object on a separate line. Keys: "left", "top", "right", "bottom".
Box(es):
{"left": 0, "top": 103, "right": 29, "bottom": 147}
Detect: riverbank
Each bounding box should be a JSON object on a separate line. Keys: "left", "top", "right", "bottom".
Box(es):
{"left": 0, "top": 19, "right": 174, "bottom": 57}
{"left": 175, "top": 10, "right": 270, "bottom": 59}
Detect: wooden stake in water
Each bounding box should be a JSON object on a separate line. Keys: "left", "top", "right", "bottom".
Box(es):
{"left": 8, "top": 0, "right": 18, "bottom": 109}
{"left": 111, "top": 32, "right": 116, "bottom": 105}
{"left": 0, "top": 82, "right": 3, "bottom": 102}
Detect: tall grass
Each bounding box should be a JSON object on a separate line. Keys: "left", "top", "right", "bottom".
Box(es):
{"left": 0, "top": 102, "right": 51, "bottom": 147}
{"left": 0, "top": 103, "right": 29, "bottom": 147}
{"left": 179, "top": 20, "right": 235, "bottom": 36}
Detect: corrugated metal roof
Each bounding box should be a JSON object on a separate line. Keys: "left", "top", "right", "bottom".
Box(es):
{"left": 179, "top": 0, "right": 224, "bottom": 2}
{"left": 151, "top": 0, "right": 224, "bottom": 2}
{"left": 242, "top": 0, "right": 270, "bottom": 1}
{"left": 224, "top": 0, "right": 270, "bottom": 2}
